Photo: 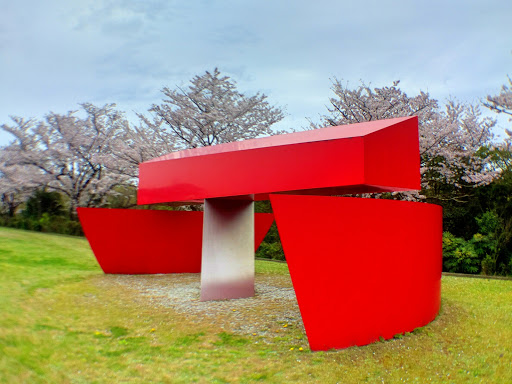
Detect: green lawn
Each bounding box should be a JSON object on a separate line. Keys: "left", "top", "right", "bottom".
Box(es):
{"left": 0, "top": 227, "right": 511, "bottom": 383}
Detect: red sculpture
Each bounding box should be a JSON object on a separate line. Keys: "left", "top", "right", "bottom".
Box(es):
{"left": 78, "top": 116, "right": 442, "bottom": 351}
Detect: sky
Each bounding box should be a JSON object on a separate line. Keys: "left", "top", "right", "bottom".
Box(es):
{"left": 1, "top": 0, "right": 512, "bottom": 146}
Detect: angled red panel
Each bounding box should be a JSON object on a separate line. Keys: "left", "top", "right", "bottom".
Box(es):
{"left": 254, "top": 213, "right": 275, "bottom": 251}
{"left": 138, "top": 116, "right": 419, "bottom": 205}
{"left": 77, "top": 208, "right": 274, "bottom": 274}
{"left": 77, "top": 208, "right": 203, "bottom": 274}
{"left": 269, "top": 195, "right": 442, "bottom": 351}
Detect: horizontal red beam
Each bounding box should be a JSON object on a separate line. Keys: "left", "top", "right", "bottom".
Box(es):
{"left": 138, "top": 117, "right": 420, "bottom": 205}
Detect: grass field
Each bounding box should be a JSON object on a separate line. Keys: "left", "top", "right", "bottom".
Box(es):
{"left": 0, "top": 227, "right": 511, "bottom": 383}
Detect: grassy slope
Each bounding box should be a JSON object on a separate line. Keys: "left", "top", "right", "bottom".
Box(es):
{"left": 0, "top": 227, "right": 510, "bottom": 383}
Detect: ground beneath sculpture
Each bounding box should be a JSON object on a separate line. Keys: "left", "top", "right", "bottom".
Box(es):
{"left": 93, "top": 272, "right": 306, "bottom": 341}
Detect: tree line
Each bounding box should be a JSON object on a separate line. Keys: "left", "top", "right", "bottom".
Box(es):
{"left": 1, "top": 68, "right": 511, "bottom": 275}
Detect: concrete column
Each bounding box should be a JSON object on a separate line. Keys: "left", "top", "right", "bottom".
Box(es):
{"left": 200, "top": 198, "right": 255, "bottom": 301}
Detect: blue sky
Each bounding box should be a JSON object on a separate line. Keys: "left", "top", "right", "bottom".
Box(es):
{"left": 1, "top": 0, "right": 511, "bottom": 146}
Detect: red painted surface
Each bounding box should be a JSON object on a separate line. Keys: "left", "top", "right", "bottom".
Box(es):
{"left": 254, "top": 213, "right": 275, "bottom": 252}
{"left": 363, "top": 119, "right": 420, "bottom": 189}
{"left": 270, "top": 195, "right": 442, "bottom": 351}
{"left": 138, "top": 117, "right": 420, "bottom": 205}
{"left": 77, "top": 208, "right": 274, "bottom": 274}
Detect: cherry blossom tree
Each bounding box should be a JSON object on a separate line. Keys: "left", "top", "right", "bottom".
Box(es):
{"left": 106, "top": 117, "right": 177, "bottom": 180}
{"left": 142, "top": 68, "right": 285, "bottom": 149}
{"left": 484, "top": 74, "right": 512, "bottom": 161}
{"left": 0, "top": 118, "right": 48, "bottom": 216}
{"left": 107, "top": 69, "right": 284, "bottom": 180}
{"left": 484, "top": 76, "right": 512, "bottom": 118}
{"left": 0, "top": 148, "right": 39, "bottom": 216}
{"left": 314, "top": 79, "right": 497, "bottom": 202}
{"left": 0, "top": 104, "right": 130, "bottom": 216}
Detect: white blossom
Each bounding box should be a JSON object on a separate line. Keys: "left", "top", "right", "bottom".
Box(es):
{"left": 0, "top": 104, "right": 130, "bottom": 215}
{"left": 484, "top": 76, "right": 512, "bottom": 119}
{"left": 143, "top": 68, "right": 285, "bottom": 150}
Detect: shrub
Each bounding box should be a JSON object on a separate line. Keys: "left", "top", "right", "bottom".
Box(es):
{"left": 481, "top": 255, "right": 495, "bottom": 275}
{"left": 442, "top": 232, "right": 481, "bottom": 274}
{"left": 256, "top": 241, "right": 285, "bottom": 261}
{"left": 23, "top": 190, "right": 65, "bottom": 219}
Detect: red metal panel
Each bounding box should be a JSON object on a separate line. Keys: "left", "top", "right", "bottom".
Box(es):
{"left": 364, "top": 118, "right": 421, "bottom": 191}
{"left": 77, "top": 208, "right": 274, "bottom": 274}
{"left": 138, "top": 117, "right": 419, "bottom": 205}
{"left": 77, "top": 208, "right": 203, "bottom": 274}
{"left": 255, "top": 212, "right": 275, "bottom": 252}
{"left": 269, "top": 195, "right": 442, "bottom": 351}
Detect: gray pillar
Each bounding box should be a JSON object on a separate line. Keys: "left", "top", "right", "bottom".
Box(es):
{"left": 200, "top": 198, "right": 255, "bottom": 301}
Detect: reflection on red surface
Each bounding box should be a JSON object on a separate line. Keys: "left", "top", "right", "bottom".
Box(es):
{"left": 270, "top": 195, "right": 442, "bottom": 351}
{"left": 77, "top": 208, "right": 274, "bottom": 274}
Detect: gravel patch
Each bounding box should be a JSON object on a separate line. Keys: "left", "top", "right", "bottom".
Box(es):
{"left": 96, "top": 273, "right": 305, "bottom": 338}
